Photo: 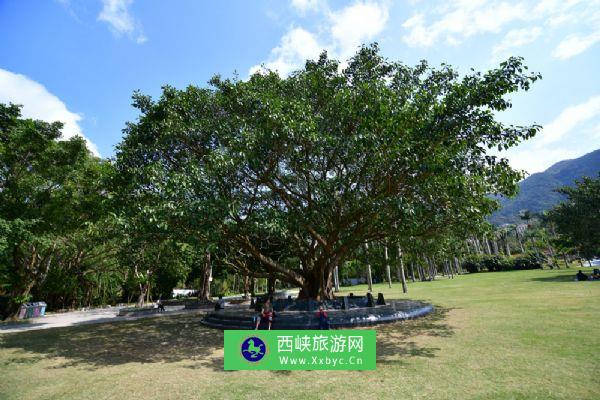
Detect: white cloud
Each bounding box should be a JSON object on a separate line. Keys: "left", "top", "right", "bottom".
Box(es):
{"left": 508, "top": 147, "right": 580, "bottom": 174}
{"left": 402, "top": 0, "right": 600, "bottom": 61}
{"left": 492, "top": 26, "right": 543, "bottom": 59}
{"left": 402, "top": 13, "right": 435, "bottom": 47}
{"left": 532, "top": 0, "right": 598, "bottom": 23}
{"left": 548, "top": 1, "right": 600, "bottom": 59}
{"left": 329, "top": 1, "right": 389, "bottom": 59}
{"left": 402, "top": 1, "right": 529, "bottom": 48}
{"left": 98, "top": 0, "right": 146, "bottom": 44}
{"left": 249, "top": 27, "right": 324, "bottom": 76}
{"left": 251, "top": 1, "right": 390, "bottom": 76}
{"left": 534, "top": 0, "right": 582, "bottom": 27}
{"left": 0, "top": 68, "right": 99, "bottom": 156}
{"left": 499, "top": 95, "right": 600, "bottom": 173}
{"left": 592, "top": 123, "right": 600, "bottom": 139}
{"left": 291, "top": 0, "right": 320, "bottom": 13}
{"left": 537, "top": 95, "right": 600, "bottom": 145}
{"left": 552, "top": 30, "right": 600, "bottom": 59}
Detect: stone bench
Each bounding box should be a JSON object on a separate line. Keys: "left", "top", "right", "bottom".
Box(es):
{"left": 201, "top": 300, "right": 434, "bottom": 330}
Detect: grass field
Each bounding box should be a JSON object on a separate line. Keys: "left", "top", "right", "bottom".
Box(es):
{"left": 1, "top": 268, "right": 599, "bottom": 400}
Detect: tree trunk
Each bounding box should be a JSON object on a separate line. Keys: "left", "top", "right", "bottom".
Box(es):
{"left": 425, "top": 256, "right": 434, "bottom": 281}
{"left": 561, "top": 254, "right": 570, "bottom": 269}
{"left": 7, "top": 244, "right": 56, "bottom": 318}
{"left": 146, "top": 280, "right": 151, "bottom": 304}
{"left": 7, "top": 281, "right": 36, "bottom": 319}
{"left": 464, "top": 240, "right": 472, "bottom": 255}
{"left": 515, "top": 228, "right": 525, "bottom": 253}
{"left": 299, "top": 265, "right": 335, "bottom": 300}
{"left": 409, "top": 262, "right": 416, "bottom": 282}
{"left": 133, "top": 265, "right": 151, "bottom": 308}
{"left": 364, "top": 243, "right": 373, "bottom": 292}
{"left": 454, "top": 257, "right": 462, "bottom": 275}
{"left": 418, "top": 261, "right": 426, "bottom": 281}
{"left": 137, "top": 282, "right": 148, "bottom": 308}
{"left": 325, "top": 269, "right": 334, "bottom": 299}
{"left": 475, "top": 237, "right": 483, "bottom": 254}
{"left": 197, "top": 251, "right": 212, "bottom": 303}
{"left": 384, "top": 245, "right": 392, "bottom": 288}
{"left": 243, "top": 274, "right": 250, "bottom": 299}
{"left": 267, "top": 275, "right": 276, "bottom": 296}
{"left": 396, "top": 245, "right": 408, "bottom": 293}
{"left": 333, "top": 265, "right": 340, "bottom": 292}
{"left": 484, "top": 237, "right": 492, "bottom": 255}
{"left": 548, "top": 247, "right": 560, "bottom": 269}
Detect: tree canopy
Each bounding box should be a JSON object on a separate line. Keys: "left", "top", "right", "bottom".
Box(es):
{"left": 0, "top": 103, "right": 115, "bottom": 315}
{"left": 547, "top": 175, "right": 600, "bottom": 261}
{"left": 116, "top": 44, "right": 541, "bottom": 299}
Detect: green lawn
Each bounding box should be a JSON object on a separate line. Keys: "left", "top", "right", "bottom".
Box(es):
{"left": 1, "top": 268, "right": 599, "bottom": 400}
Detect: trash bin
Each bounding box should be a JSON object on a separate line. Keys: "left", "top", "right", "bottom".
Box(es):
{"left": 32, "top": 303, "right": 41, "bottom": 317}
{"left": 18, "top": 304, "right": 27, "bottom": 319}
{"left": 16, "top": 302, "right": 47, "bottom": 319}
{"left": 39, "top": 302, "right": 47, "bottom": 316}
{"left": 31, "top": 302, "right": 47, "bottom": 317}
{"left": 25, "top": 303, "right": 34, "bottom": 319}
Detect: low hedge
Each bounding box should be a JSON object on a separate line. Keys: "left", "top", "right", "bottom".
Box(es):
{"left": 462, "top": 253, "right": 545, "bottom": 273}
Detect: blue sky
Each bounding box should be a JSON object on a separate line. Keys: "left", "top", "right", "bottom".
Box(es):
{"left": 0, "top": 0, "right": 599, "bottom": 174}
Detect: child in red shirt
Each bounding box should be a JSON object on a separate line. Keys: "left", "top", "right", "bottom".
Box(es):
{"left": 316, "top": 306, "right": 330, "bottom": 330}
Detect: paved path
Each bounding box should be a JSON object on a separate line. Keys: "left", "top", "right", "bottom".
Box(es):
{"left": 0, "top": 305, "right": 199, "bottom": 334}
{"left": 0, "top": 288, "right": 301, "bottom": 334}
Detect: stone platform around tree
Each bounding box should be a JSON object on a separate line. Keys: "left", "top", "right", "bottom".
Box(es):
{"left": 201, "top": 299, "right": 434, "bottom": 330}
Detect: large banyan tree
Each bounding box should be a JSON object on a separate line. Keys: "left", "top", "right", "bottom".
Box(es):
{"left": 116, "top": 45, "right": 540, "bottom": 299}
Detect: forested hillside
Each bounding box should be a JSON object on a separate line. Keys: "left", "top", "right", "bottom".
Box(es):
{"left": 490, "top": 149, "right": 600, "bottom": 224}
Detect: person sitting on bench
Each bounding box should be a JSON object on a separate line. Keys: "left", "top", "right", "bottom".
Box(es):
{"left": 316, "top": 306, "right": 330, "bottom": 330}
{"left": 255, "top": 299, "right": 274, "bottom": 330}
{"left": 576, "top": 270, "right": 588, "bottom": 281}
{"left": 214, "top": 295, "right": 225, "bottom": 310}
{"left": 156, "top": 297, "right": 165, "bottom": 312}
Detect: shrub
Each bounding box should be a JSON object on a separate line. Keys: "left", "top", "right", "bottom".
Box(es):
{"left": 462, "top": 256, "right": 483, "bottom": 273}
{"left": 462, "top": 253, "right": 543, "bottom": 273}
{"left": 481, "top": 255, "right": 512, "bottom": 272}
{"left": 513, "top": 252, "right": 545, "bottom": 270}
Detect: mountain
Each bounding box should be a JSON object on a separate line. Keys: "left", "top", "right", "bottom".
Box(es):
{"left": 489, "top": 149, "right": 600, "bottom": 225}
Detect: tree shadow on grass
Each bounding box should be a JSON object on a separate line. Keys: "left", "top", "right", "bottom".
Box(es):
{"left": 0, "top": 307, "right": 454, "bottom": 371}
{"left": 0, "top": 313, "right": 226, "bottom": 371}
{"left": 375, "top": 307, "right": 453, "bottom": 366}
{"left": 529, "top": 274, "right": 579, "bottom": 283}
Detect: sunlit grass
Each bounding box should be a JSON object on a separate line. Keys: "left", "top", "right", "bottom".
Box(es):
{"left": 1, "top": 268, "right": 599, "bottom": 400}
